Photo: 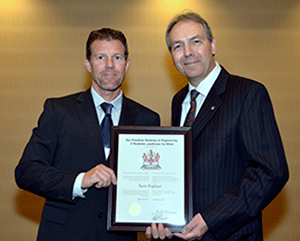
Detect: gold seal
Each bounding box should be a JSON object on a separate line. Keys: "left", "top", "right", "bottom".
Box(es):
{"left": 128, "top": 203, "right": 141, "bottom": 217}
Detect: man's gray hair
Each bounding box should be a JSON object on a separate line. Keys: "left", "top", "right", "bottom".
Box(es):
{"left": 165, "top": 11, "right": 213, "bottom": 52}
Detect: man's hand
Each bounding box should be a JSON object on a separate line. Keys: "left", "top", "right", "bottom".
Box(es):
{"left": 145, "top": 213, "right": 208, "bottom": 240}
{"left": 146, "top": 223, "right": 173, "bottom": 240}
{"left": 174, "top": 213, "right": 209, "bottom": 240}
{"left": 81, "top": 164, "right": 117, "bottom": 189}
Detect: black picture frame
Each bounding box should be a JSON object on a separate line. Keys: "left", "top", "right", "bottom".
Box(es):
{"left": 107, "top": 126, "right": 193, "bottom": 232}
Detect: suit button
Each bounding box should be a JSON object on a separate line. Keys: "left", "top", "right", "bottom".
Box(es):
{"left": 98, "top": 212, "right": 104, "bottom": 219}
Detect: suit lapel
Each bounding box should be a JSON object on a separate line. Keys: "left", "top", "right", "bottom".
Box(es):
{"left": 192, "top": 87, "right": 222, "bottom": 139}
{"left": 119, "top": 95, "right": 138, "bottom": 125}
{"left": 75, "top": 89, "right": 105, "bottom": 160}
{"left": 192, "top": 68, "right": 228, "bottom": 139}
{"left": 172, "top": 86, "right": 189, "bottom": 126}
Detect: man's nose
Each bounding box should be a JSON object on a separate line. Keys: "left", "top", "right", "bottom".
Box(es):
{"left": 106, "top": 58, "right": 115, "bottom": 68}
{"left": 184, "top": 44, "right": 193, "bottom": 57}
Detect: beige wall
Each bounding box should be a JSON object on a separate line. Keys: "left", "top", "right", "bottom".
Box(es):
{"left": 1, "top": 0, "right": 299, "bottom": 240}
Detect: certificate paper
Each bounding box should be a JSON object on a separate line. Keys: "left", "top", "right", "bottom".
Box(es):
{"left": 116, "top": 134, "right": 184, "bottom": 224}
{"left": 107, "top": 126, "right": 192, "bottom": 232}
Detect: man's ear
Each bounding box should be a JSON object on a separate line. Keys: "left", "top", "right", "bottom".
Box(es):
{"left": 125, "top": 58, "right": 131, "bottom": 74}
{"left": 211, "top": 37, "right": 217, "bottom": 56}
{"left": 83, "top": 58, "right": 91, "bottom": 72}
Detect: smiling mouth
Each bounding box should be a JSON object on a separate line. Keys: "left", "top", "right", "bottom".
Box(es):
{"left": 184, "top": 60, "right": 200, "bottom": 66}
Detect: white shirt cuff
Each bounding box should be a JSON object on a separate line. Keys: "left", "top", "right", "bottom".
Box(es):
{"left": 72, "top": 172, "right": 88, "bottom": 199}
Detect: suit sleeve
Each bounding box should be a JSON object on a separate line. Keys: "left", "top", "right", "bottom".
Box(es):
{"left": 15, "top": 99, "right": 78, "bottom": 203}
{"left": 201, "top": 84, "right": 289, "bottom": 240}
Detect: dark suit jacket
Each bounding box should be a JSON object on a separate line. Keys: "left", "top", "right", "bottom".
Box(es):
{"left": 172, "top": 67, "right": 288, "bottom": 241}
{"left": 15, "top": 89, "right": 160, "bottom": 241}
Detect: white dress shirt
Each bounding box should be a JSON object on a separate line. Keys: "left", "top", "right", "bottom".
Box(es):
{"left": 91, "top": 87, "right": 123, "bottom": 158}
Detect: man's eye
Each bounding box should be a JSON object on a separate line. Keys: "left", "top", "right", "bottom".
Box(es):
{"left": 193, "top": 39, "right": 203, "bottom": 44}
{"left": 115, "top": 56, "right": 121, "bottom": 60}
{"left": 98, "top": 56, "right": 104, "bottom": 60}
{"left": 173, "top": 45, "right": 181, "bottom": 51}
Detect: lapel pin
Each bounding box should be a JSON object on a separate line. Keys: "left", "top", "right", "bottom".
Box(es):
{"left": 211, "top": 106, "right": 215, "bottom": 111}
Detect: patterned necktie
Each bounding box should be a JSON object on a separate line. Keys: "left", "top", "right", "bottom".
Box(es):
{"left": 184, "top": 89, "right": 200, "bottom": 127}
{"left": 100, "top": 102, "right": 113, "bottom": 148}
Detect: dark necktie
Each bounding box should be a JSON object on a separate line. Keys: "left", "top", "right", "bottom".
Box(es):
{"left": 184, "top": 89, "right": 200, "bottom": 127}
{"left": 100, "top": 102, "right": 113, "bottom": 148}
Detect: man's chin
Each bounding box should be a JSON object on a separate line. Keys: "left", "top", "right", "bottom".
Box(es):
{"left": 101, "top": 84, "right": 122, "bottom": 92}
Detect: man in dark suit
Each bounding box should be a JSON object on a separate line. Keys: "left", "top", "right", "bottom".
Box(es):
{"left": 146, "top": 12, "right": 288, "bottom": 240}
{"left": 15, "top": 28, "right": 160, "bottom": 241}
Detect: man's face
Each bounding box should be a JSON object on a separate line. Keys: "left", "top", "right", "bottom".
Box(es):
{"left": 169, "top": 20, "right": 217, "bottom": 87}
{"left": 84, "top": 39, "right": 130, "bottom": 95}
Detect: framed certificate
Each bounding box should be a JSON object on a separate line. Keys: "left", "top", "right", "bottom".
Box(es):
{"left": 107, "top": 126, "right": 193, "bottom": 232}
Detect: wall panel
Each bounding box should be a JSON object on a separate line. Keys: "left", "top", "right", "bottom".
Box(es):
{"left": 1, "top": 0, "right": 299, "bottom": 240}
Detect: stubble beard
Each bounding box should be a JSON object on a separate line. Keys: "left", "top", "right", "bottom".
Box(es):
{"left": 95, "top": 72, "right": 124, "bottom": 92}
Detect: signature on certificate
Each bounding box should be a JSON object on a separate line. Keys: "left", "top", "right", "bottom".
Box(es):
{"left": 152, "top": 210, "right": 176, "bottom": 221}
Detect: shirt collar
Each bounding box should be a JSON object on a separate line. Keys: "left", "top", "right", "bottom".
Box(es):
{"left": 188, "top": 61, "right": 221, "bottom": 97}
{"left": 91, "top": 86, "right": 123, "bottom": 111}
